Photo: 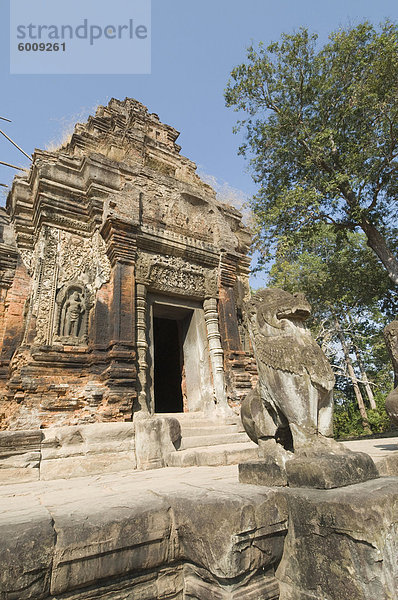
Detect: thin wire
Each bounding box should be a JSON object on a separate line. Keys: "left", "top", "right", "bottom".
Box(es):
{"left": 0, "top": 160, "right": 24, "bottom": 171}
{"left": 0, "top": 116, "right": 12, "bottom": 123}
{"left": 0, "top": 129, "right": 31, "bottom": 160}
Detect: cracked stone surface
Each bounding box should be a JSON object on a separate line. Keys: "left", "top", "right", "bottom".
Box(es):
{"left": 1, "top": 465, "right": 397, "bottom": 600}
{"left": 276, "top": 476, "right": 398, "bottom": 600}
{"left": 0, "top": 465, "right": 287, "bottom": 600}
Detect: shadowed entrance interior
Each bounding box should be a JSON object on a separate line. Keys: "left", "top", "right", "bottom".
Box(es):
{"left": 153, "top": 303, "right": 194, "bottom": 413}
{"left": 149, "top": 297, "right": 213, "bottom": 414}
{"left": 153, "top": 317, "right": 184, "bottom": 412}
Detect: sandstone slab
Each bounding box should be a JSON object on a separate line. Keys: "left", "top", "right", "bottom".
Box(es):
{"left": 135, "top": 416, "right": 181, "bottom": 470}
{"left": 0, "top": 428, "right": 42, "bottom": 482}
{"left": 239, "top": 458, "right": 288, "bottom": 487}
{"left": 276, "top": 477, "right": 398, "bottom": 600}
{"left": 285, "top": 451, "right": 379, "bottom": 489}
{"left": 376, "top": 451, "right": 398, "bottom": 476}
{"left": 0, "top": 494, "right": 55, "bottom": 599}
{"left": 0, "top": 465, "right": 287, "bottom": 600}
{"left": 40, "top": 422, "right": 137, "bottom": 480}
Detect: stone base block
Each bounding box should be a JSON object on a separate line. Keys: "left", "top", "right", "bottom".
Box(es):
{"left": 276, "top": 477, "right": 398, "bottom": 600}
{"left": 285, "top": 451, "right": 379, "bottom": 489}
{"left": 0, "top": 495, "right": 55, "bottom": 599}
{"left": 0, "top": 466, "right": 39, "bottom": 483}
{"left": 375, "top": 450, "right": 398, "bottom": 476}
{"left": 0, "top": 429, "right": 42, "bottom": 484}
{"left": 0, "top": 420, "right": 185, "bottom": 481}
{"left": 40, "top": 451, "right": 137, "bottom": 480}
{"left": 239, "top": 459, "right": 288, "bottom": 487}
{"left": 135, "top": 416, "right": 181, "bottom": 470}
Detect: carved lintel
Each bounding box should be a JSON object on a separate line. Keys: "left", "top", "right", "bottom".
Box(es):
{"left": 136, "top": 252, "right": 211, "bottom": 298}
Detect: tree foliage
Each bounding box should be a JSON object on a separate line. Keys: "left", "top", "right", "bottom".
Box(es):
{"left": 334, "top": 392, "right": 391, "bottom": 438}
{"left": 268, "top": 225, "right": 394, "bottom": 313}
{"left": 225, "top": 21, "right": 398, "bottom": 284}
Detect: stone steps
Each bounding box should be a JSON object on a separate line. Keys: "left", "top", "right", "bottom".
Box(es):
{"left": 158, "top": 411, "right": 259, "bottom": 467}
{"left": 167, "top": 441, "right": 259, "bottom": 467}
{"left": 180, "top": 431, "right": 249, "bottom": 450}
{"left": 180, "top": 424, "right": 244, "bottom": 436}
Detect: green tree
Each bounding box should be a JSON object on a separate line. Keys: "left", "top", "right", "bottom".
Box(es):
{"left": 225, "top": 21, "right": 398, "bottom": 285}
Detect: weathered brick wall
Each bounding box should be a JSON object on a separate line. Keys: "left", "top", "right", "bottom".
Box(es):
{"left": 0, "top": 260, "right": 31, "bottom": 364}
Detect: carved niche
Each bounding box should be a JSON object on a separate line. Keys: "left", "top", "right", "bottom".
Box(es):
{"left": 53, "top": 283, "right": 92, "bottom": 345}
{"left": 23, "top": 227, "right": 111, "bottom": 347}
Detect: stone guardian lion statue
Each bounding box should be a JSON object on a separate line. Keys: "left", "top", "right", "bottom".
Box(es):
{"left": 240, "top": 288, "right": 379, "bottom": 488}
{"left": 242, "top": 288, "right": 336, "bottom": 458}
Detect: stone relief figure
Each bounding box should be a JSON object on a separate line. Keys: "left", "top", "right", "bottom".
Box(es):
{"left": 55, "top": 284, "right": 89, "bottom": 344}
{"left": 62, "top": 291, "right": 86, "bottom": 337}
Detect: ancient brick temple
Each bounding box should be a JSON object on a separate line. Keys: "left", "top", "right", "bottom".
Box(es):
{"left": 0, "top": 98, "right": 256, "bottom": 429}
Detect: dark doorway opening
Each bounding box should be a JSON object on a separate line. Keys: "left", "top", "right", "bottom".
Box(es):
{"left": 153, "top": 317, "right": 184, "bottom": 413}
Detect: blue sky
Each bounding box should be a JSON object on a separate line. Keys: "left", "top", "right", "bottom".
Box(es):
{"left": 1, "top": 0, "right": 398, "bottom": 285}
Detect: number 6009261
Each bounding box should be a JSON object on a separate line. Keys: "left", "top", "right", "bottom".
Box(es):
{"left": 18, "top": 42, "right": 66, "bottom": 51}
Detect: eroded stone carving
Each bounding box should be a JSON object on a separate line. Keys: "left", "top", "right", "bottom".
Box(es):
{"left": 35, "top": 227, "right": 59, "bottom": 345}
{"left": 58, "top": 230, "right": 111, "bottom": 290}
{"left": 240, "top": 289, "right": 378, "bottom": 488}
{"left": 25, "top": 228, "right": 110, "bottom": 346}
{"left": 143, "top": 195, "right": 215, "bottom": 242}
{"left": 383, "top": 319, "right": 398, "bottom": 425}
{"left": 242, "top": 289, "right": 335, "bottom": 447}
{"left": 136, "top": 253, "right": 206, "bottom": 297}
{"left": 54, "top": 284, "right": 89, "bottom": 344}
{"left": 19, "top": 249, "right": 35, "bottom": 276}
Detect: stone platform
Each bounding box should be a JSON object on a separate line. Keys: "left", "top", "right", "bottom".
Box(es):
{"left": 341, "top": 436, "right": 398, "bottom": 475}
{"left": 0, "top": 465, "right": 286, "bottom": 600}
{"left": 0, "top": 415, "right": 260, "bottom": 485}
{"left": 1, "top": 464, "right": 398, "bottom": 600}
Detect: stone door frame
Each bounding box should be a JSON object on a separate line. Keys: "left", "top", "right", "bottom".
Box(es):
{"left": 146, "top": 293, "right": 214, "bottom": 415}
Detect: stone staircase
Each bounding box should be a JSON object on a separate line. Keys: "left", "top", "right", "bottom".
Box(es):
{"left": 161, "top": 411, "right": 259, "bottom": 467}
